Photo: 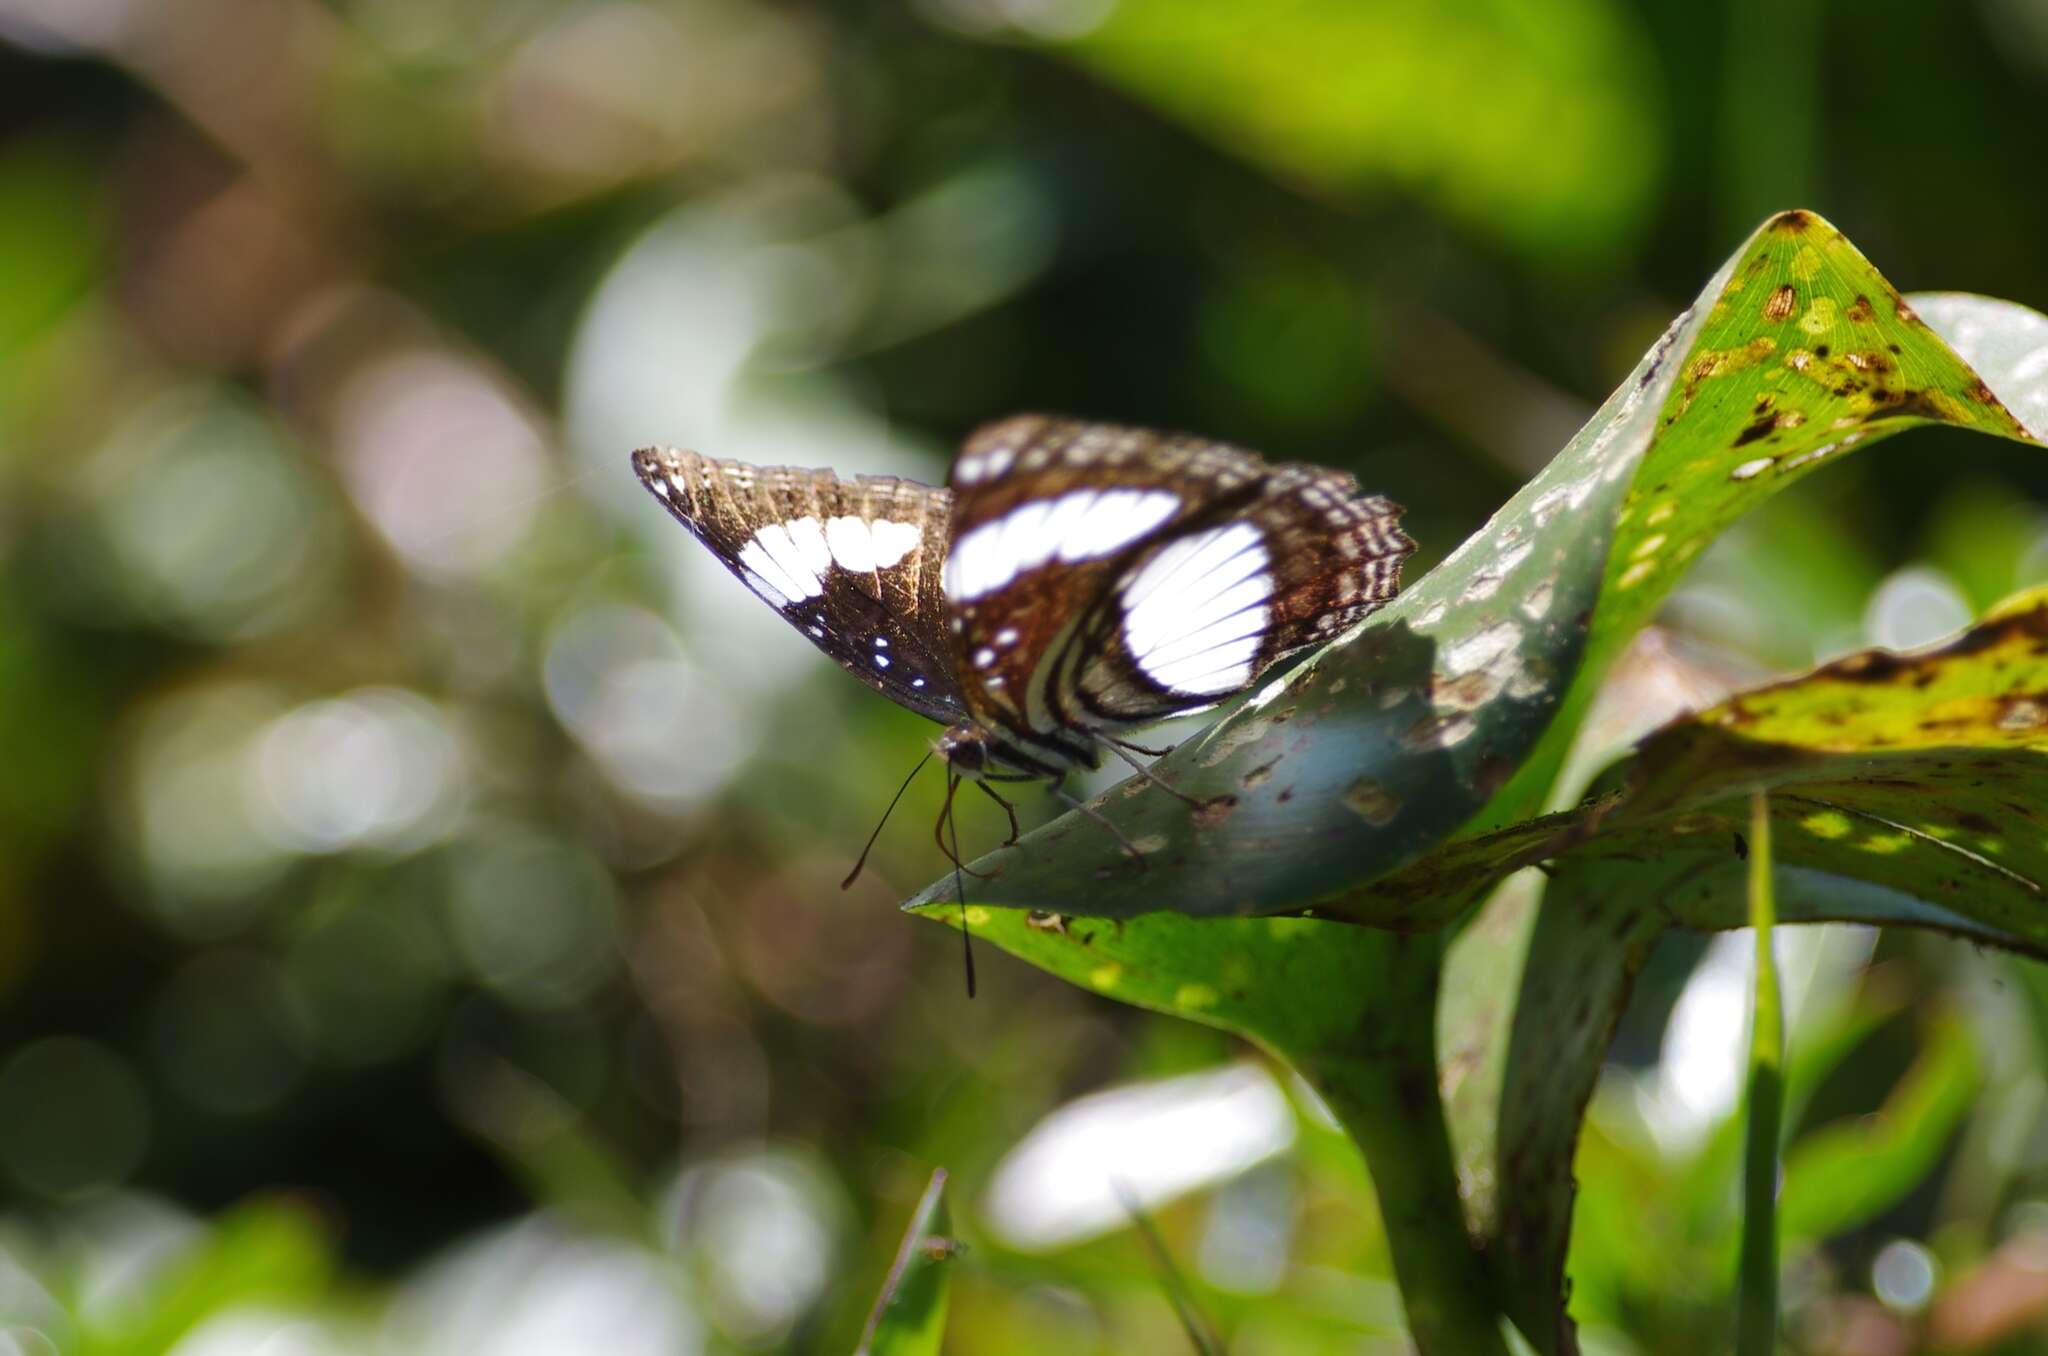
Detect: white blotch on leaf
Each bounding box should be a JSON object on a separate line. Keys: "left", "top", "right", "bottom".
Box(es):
{"left": 1441, "top": 620, "right": 1521, "bottom": 676}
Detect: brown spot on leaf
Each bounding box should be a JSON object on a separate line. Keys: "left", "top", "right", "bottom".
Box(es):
{"left": 1860, "top": 388, "right": 1957, "bottom": 425}
{"left": 1769, "top": 210, "right": 1813, "bottom": 233}
{"left": 1845, "top": 295, "right": 1875, "bottom": 323}
{"left": 1680, "top": 337, "right": 1779, "bottom": 411}
{"left": 1193, "top": 795, "right": 1240, "bottom": 827}
{"left": 1733, "top": 415, "right": 1779, "bottom": 447}
{"left": 1763, "top": 285, "right": 1797, "bottom": 321}
{"left": 1343, "top": 778, "right": 1402, "bottom": 826}
{"left": 1243, "top": 758, "right": 1279, "bottom": 789}
{"left": 1430, "top": 670, "right": 1499, "bottom": 710}
{"left": 1968, "top": 380, "right": 1998, "bottom": 404}
{"left": 1827, "top": 650, "right": 1909, "bottom": 683}
{"left": 1893, "top": 292, "right": 1922, "bottom": 325}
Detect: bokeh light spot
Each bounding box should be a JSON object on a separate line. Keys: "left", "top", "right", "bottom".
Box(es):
{"left": 0, "top": 1039, "right": 150, "bottom": 1198}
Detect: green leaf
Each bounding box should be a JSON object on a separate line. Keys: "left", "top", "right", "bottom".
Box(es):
{"left": 908, "top": 212, "right": 2043, "bottom": 925}
{"left": 857, "top": 1169, "right": 958, "bottom": 1356}
{"left": 1776, "top": 1012, "right": 1979, "bottom": 1244}
{"left": 77, "top": 1198, "right": 335, "bottom": 1355}
{"left": 910, "top": 904, "right": 1512, "bottom": 1352}
{"left": 1556, "top": 980, "right": 1912, "bottom": 1328}
{"left": 1479, "top": 593, "right": 2048, "bottom": 1348}
{"left": 1447, "top": 589, "right": 2048, "bottom": 952}
{"left": 1037, "top": 0, "right": 1662, "bottom": 259}
{"left": 1489, "top": 869, "right": 1665, "bottom": 1353}
{"left": 1737, "top": 793, "right": 1783, "bottom": 1356}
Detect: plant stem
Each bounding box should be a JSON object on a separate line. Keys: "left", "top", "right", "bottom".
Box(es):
{"left": 1298, "top": 933, "right": 1511, "bottom": 1356}
{"left": 1737, "top": 790, "right": 1783, "bottom": 1354}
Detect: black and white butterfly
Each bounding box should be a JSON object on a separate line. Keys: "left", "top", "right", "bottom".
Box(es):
{"left": 638, "top": 413, "right": 1409, "bottom": 790}
{"left": 632, "top": 415, "right": 1412, "bottom": 890}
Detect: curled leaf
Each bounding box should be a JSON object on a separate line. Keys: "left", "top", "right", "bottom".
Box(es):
{"left": 908, "top": 213, "right": 2043, "bottom": 923}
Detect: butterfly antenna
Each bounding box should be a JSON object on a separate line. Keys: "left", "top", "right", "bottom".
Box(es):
{"left": 842, "top": 750, "right": 936, "bottom": 890}
{"left": 944, "top": 772, "right": 978, "bottom": 999}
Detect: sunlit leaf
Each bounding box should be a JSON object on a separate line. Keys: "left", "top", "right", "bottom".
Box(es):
{"left": 1480, "top": 594, "right": 2048, "bottom": 1348}
{"left": 908, "top": 213, "right": 2043, "bottom": 924}
{"left": 76, "top": 1198, "right": 334, "bottom": 1356}
{"left": 1484, "top": 589, "right": 2048, "bottom": 948}
{"left": 909, "top": 904, "right": 1512, "bottom": 1354}
{"left": 905, "top": 214, "right": 2048, "bottom": 1352}
{"left": 1036, "top": 0, "right": 1661, "bottom": 259}
{"left": 857, "top": 1169, "right": 957, "bottom": 1356}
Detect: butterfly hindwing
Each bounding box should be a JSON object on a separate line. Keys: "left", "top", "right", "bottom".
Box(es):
{"left": 632, "top": 447, "right": 965, "bottom": 725}
{"left": 940, "top": 417, "right": 1273, "bottom": 756}
{"left": 1073, "top": 464, "right": 1411, "bottom": 723}
{"left": 940, "top": 416, "right": 1413, "bottom": 740}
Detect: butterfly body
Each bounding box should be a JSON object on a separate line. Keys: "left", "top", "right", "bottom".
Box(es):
{"left": 632, "top": 416, "right": 1413, "bottom": 793}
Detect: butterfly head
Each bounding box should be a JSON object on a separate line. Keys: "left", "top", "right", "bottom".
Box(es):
{"left": 934, "top": 722, "right": 994, "bottom": 780}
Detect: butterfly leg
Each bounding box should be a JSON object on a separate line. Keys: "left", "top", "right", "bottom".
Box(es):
{"left": 933, "top": 777, "right": 996, "bottom": 879}
{"left": 1106, "top": 735, "right": 1177, "bottom": 758}
{"left": 1101, "top": 738, "right": 1212, "bottom": 812}
{"left": 972, "top": 779, "right": 1023, "bottom": 847}
{"left": 940, "top": 772, "right": 978, "bottom": 1000}
{"left": 1049, "top": 782, "right": 1149, "bottom": 869}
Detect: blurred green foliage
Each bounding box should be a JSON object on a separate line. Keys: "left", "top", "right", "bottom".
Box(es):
{"left": 6, "top": 1, "right": 2048, "bottom": 1352}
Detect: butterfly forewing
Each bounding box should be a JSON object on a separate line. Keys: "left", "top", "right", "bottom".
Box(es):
{"left": 632, "top": 447, "right": 966, "bottom": 724}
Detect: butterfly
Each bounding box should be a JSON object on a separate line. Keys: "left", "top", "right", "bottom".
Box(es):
{"left": 632, "top": 415, "right": 1413, "bottom": 979}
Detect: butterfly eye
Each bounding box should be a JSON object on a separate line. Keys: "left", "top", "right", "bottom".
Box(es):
{"left": 936, "top": 725, "right": 989, "bottom": 774}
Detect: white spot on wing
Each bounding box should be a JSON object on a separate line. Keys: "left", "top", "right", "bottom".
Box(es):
{"left": 786, "top": 516, "right": 831, "bottom": 580}
{"left": 1119, "top": 521, "right": 1272, "bottom": 695}
{"left": 820, "top": 516, "right": 923, "bottom": 575}
{"left": 825, "top": 516, "right": 877, "bottom": 573}
{"left": 869, "top": 519, "right": 921, "bottom": 569}
{"left": 739, "top": 522, "right": 824, "bottom": 606}
{"left": 944, "top": 489, "right": 1180, "bottom": 601}
{"left": 742, "top": 567, "right": 791, "bottom": 608}
{"left": 1058, "top": 489, "right": 1179, "bottom": 562}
